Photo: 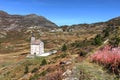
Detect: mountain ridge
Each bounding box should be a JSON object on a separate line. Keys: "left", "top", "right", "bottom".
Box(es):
{"left": 0, "top": 10, "right": 58, "bottom": 31}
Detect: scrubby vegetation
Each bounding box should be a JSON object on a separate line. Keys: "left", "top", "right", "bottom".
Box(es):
{"left": 24, "top": 65, "right": 29, "bottom": 74}
{"left": 91, "top": 45, "right": 120, "bottom": 75}
{"left": 61, "top": 44, "right": 67, "bottom": 52}
{"left": 40, "top": 59, "right": 47, "bottom": 66}
{"left": 109, "top": 36, "right": 120, "bottom": 47}
{"left": 1, "top": 20, "right": 120, "bottom": 80}
{"left": 92, "top": 34, "right": 103, "bottom": 46}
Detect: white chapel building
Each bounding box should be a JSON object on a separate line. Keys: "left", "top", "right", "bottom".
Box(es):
{"left": 30, "top": 35, "right": 44, "bottom": 56}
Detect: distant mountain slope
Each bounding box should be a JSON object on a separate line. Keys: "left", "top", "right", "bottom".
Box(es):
{"left": 0, "top": 10, "right": 58, "bottom": 31}
{"left": 107, "top": 16, "right": 120, "bottom": 26}
{"left": 60, "top": 16, "right": 120, "bottom": 32}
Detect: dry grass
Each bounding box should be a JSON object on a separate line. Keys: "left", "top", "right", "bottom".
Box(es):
{"left": 0, "top": 28, "right": 103, "bottom": 80}
{"left": 74, "top": 60, "right": 116, "bottom": 80}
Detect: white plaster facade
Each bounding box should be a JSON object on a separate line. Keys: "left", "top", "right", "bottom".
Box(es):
{"left": 30, "top": 36, "right": 44, "bottom": 55}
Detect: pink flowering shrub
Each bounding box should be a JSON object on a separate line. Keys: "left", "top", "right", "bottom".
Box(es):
{"left": 91, "top": 45, "right": 120, "bottom": 74}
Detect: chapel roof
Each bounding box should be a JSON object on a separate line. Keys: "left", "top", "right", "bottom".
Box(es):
{"left": 31, "top": 39, "right": 42, "bottom": 45}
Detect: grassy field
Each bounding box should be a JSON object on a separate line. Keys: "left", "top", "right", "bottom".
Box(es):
{"left": 0, "top": 27, "right": 117, "bottom": 80}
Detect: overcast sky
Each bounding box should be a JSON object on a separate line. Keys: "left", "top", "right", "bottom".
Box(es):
{"left": 0, "top": 0, "right": 120, "bottom": 25}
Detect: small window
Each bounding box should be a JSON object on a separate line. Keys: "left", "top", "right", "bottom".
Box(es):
{"left": 34, "top": 52, "right": 36, "bottom": 55}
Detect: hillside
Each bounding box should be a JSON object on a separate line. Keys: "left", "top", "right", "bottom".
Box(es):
{"left": 60, "top": 16, "right": 120, "bottom": 33}
{"left": 0, "top": 10, "right": 57, "bottom": 31}
{"left": 107, "top": 16, "right": 120, "bottom": 26}
{"left": 0, "top": 14, "right": 120, "bottom": 80}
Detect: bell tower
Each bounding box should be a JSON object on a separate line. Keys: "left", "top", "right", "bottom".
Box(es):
{"left": 31, "top": 31, "right": 35, "bottom": 43}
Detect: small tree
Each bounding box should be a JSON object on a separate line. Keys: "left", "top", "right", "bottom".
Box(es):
{"left": 41, "top": 59, "right": 47, "bottom": 66}
{"left": 24, "top": 65, "right": 29, "bottom": 74}
{"left": 104, "top": 30, "right": 109, "bottom": 37}
{"left": 103, "top": 27, "right": 110, "bottom": 38}
{"left": 61, "top": 44, "right": 67, "bottom": 52}
{"left": 92, "top": 34, "right": 103, "bottom": 46}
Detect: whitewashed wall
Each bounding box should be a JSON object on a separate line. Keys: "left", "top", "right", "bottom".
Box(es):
{"left": 31, "top": 41, "right": 44, "bottom": 55}
{"left": 40, "top": 42, "right": 44, "bottom": 54}
{"left": 31, "top": 45, "right": 40, "bottom": 55}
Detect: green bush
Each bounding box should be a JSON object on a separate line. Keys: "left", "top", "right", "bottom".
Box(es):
{"left": 61, "top": 44, "right": 67, "bottom": 52}
{"left": 40, "top": 59, "right": 47, "bottom": 66}
{"left": 92, "top": 34, "right": 103, "bottom": 46}
{"left": 79, "top": 51, "right": 87, "bottom": 57}
{"left": 103, "top": 27, "right": 110, "bottom": 38}
{"left": 31, "top": 68, "right": 38, "bottom": 73}
{"left": 24, "top": 65, "right": 29, "bottom": 74}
